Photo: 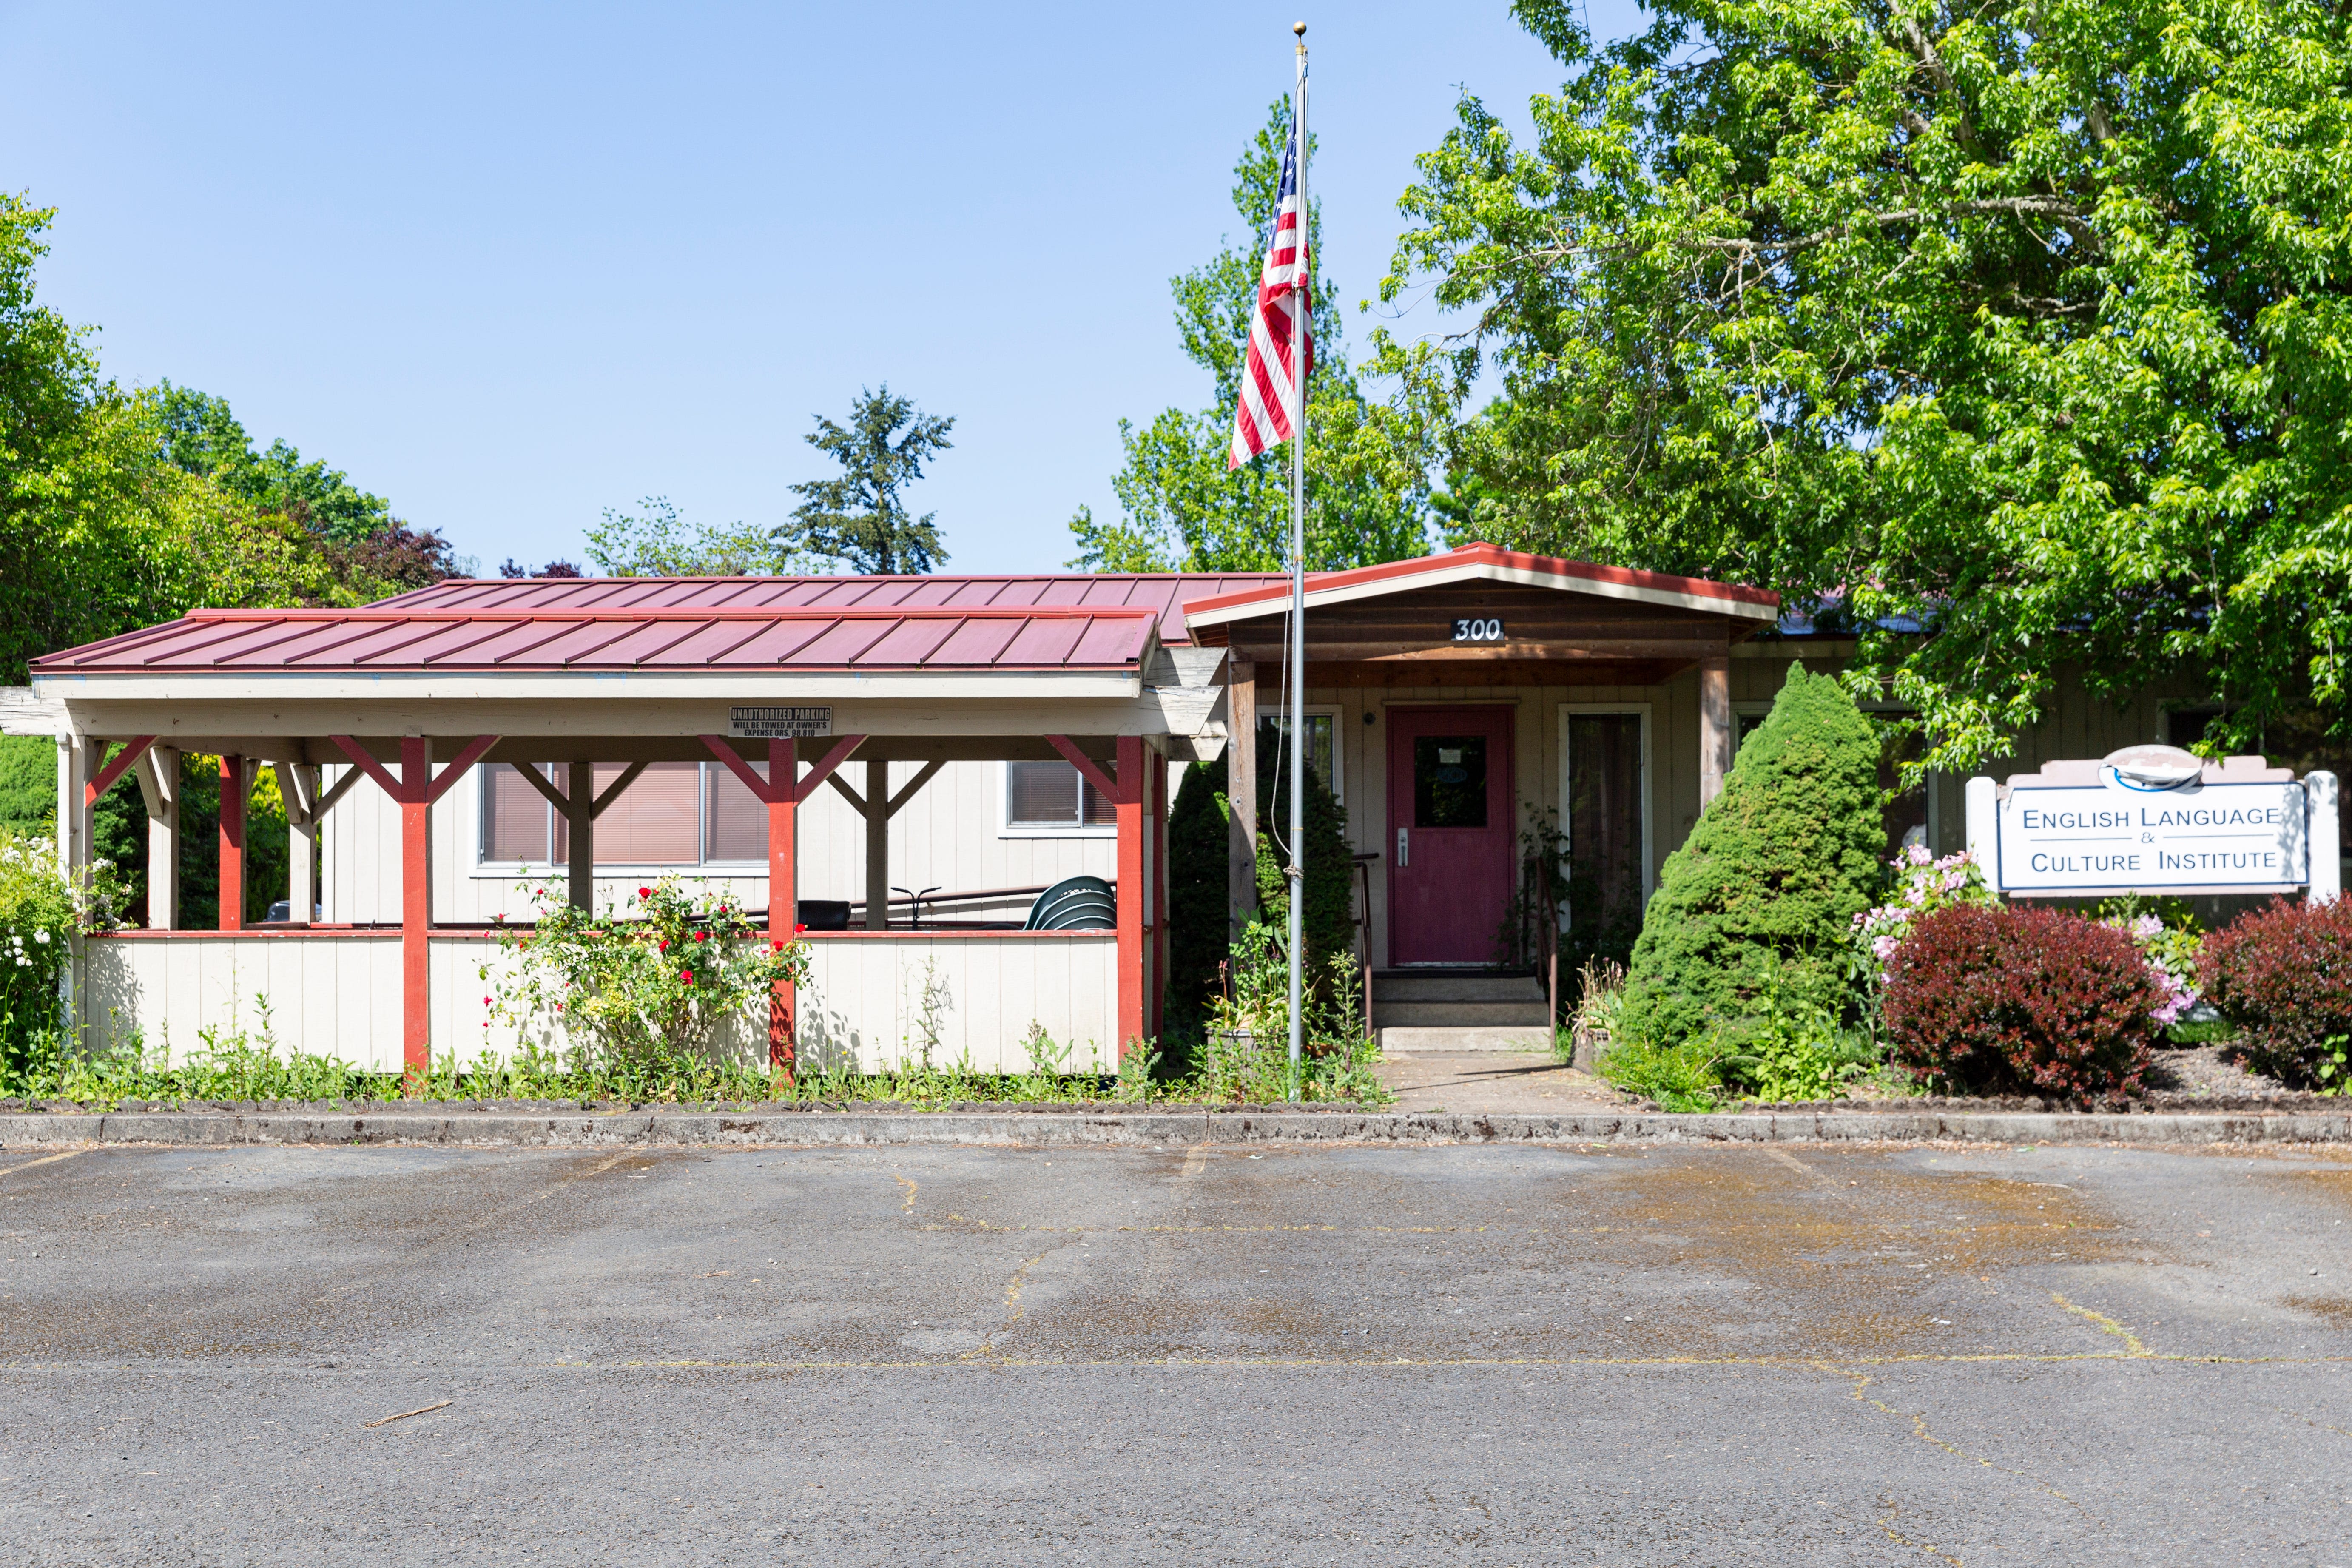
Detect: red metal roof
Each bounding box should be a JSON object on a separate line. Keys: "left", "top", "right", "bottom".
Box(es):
{"left": 31, "top": 573, "right": 1278, "bottom": 676}
{"left": 30, "top": 548, "right": 1780, "bottom": 676}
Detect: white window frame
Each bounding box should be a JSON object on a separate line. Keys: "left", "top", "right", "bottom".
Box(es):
{"left": 997, "top": 759, "right": 1118, "bottom": 840}
{"left": 1260, "top": 704, "right": 1343, "bottom": 803}
{"left": 1557, "top": 703, "right": 1655, "bottom": 904}
{"left": 471, "top": 760, "right": 772, "bottom": 876}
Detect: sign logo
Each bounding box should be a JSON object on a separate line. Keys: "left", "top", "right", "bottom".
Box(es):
{"left": 729, "top": 706, "right": 832, "bottom": 739}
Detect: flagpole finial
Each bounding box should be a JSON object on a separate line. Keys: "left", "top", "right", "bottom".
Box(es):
{"left": 1293, "top": 20, "right": 1306, "bottom": 36}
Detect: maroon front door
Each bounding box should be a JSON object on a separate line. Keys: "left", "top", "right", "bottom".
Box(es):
{"left": 1387, "top": 706, "right": 1516, "bottom": 965}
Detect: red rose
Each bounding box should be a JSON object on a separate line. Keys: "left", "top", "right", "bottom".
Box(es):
{"left": 693, "top": 931, "right": 708, "bottom": 943}
{"left": 680, "top": 969, "right": 694, "bottom": 983}
{"left": 638, "top": 886, "right": 652, "bottom": 899}
{"left": 771, "top": 939, "right": 785, "bottom": 951}
{"left": 794, "top": 923, "right": 807, "bottom": 934}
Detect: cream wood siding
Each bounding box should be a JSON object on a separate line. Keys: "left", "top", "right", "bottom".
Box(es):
{"left": 796, "top": 935, "right": 1120, "bottom": 1075}
{"left": 320, "top": 759, "right": 1119, "bottom": 924}
{"left": 81, "top": 931, "right": 1119, "bottom": 1074}
{"left": 82, "top": 934, "right": 406, "bottom": 1069}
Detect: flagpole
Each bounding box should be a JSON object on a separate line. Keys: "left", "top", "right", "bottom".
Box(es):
{"left": 1286, "top": 20, "right": 1308, "bottom": 1100}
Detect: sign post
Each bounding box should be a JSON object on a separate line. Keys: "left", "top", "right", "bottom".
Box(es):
{"left": 1965, "top": 745, "right": 2340, "bottom": 904}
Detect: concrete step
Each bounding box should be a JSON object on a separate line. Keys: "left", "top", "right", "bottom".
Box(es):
{"left": 1377, "top": 1025, "right": 1555, "bottom": 1056}
{"left": 1370, "top": 972, "right": 1546, "bottom": 1003}
{"left": 1372, "top": 1000, "right": 1554, "bottom": 1027}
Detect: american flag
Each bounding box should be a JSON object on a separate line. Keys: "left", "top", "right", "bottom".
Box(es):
{"left": 1227, "top": 112, "right": 1311, "bottom": 467}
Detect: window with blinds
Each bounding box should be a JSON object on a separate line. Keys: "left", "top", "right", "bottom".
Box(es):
{"left": 1005, "top": 760, "right": 1115, "bottom": 829}
{"left": 478, "top": 761, "right": 774, "bottom": 867}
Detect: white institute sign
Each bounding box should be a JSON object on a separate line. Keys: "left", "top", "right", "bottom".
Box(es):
{"left": 1967, "top": 745, "right": 2341, "bottom": 898}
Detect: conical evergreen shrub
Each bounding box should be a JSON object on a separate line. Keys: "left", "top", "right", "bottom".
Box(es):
{"left": 1618, "top": 662, "right": 1883, "bottom": 1046}
{"left": 1161, "top": 729, "right": 1356, "bottom": 1047}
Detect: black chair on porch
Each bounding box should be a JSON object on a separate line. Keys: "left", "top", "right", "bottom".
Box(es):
{"left": 1022, "top": 875, "right": 1115, "bottom": 931}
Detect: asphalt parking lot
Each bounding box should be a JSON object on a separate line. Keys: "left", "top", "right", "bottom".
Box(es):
{"left": 1, "top": 1138, "right": 2347, "bottom": 1565}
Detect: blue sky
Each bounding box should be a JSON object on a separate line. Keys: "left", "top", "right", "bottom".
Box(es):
{"left": 2, "top": 1, "right": 1638, "bottom": 575}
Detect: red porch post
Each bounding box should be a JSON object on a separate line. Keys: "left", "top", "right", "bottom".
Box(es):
{"left": 400, "top": 737, "right": 432, "bottom": 1084}
{"left": 218, "top": 754, "right": 245, "bottom": 931}
{"left": 767, "top": 736, "right": 798, "bottom": 1073}
{"left": 1115, "top": 734, "right": 1146, "bottom": 1052}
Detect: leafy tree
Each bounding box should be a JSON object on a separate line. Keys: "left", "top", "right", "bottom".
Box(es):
{"left": 587, "top": 496, "right": 809, "bottom": 577}
{"left": 784, "top": 387, "right": 953, "bottom": 575}
{"left": 1377, "top": 0, "right": 2352, "bottom": 778}
{"left": 1, "top": 196, "right": 449, "bottom": 680}
{"left": 152, "top": 383, "right": 392, "bottom": 542}
{"left": 1618, "top": 665, "right": 1883, "bottom": 1047}
{"left": 499, "top": 556, "right": 583, "bottom": 578}
{"left": 1069, "top": 101, "right": 1439, "bottom": 574}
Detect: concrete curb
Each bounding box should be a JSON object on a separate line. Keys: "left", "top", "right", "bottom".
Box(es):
{"left": 3, "top": 1107, "right": 2350, "bottom": 1150}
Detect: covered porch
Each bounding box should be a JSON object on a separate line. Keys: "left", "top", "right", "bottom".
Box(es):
{"left": 29, "top": 586, "right": 1226, "bottom": 1078}
{"left": 1177, "top": 544, "right": 1782, "bottom": 1027}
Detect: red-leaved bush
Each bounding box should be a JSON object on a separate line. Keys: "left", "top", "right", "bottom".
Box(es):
{"left": 2198, "top": 897, "right": 2352, "bottom": 1087}
{"left": 1883, "top": 904, "right": 2160, "bottom": 1101}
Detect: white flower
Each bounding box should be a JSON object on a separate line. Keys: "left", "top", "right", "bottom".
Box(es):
{"left": 32, "top": 928, "right": 50, "bottom": 945}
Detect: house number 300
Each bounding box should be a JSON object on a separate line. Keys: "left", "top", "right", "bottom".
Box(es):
{"left": 1451, "top": 617, "right": 1504, "bottom": 643}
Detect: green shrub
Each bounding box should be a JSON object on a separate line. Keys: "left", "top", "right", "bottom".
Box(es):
{"left": 1199, "top": 919, "right": 1380, "bottom": 1103}
{"left": 1619, "top": 662, "right": 1882, "bottom": 1047}
{"left": 0, "top": 829, "right": 76, "bottom": 1080}
{"left": 1884, "top": 904, "right": 2161, "bottom": 1101}
{"left": 1164, "top": 756, "right": 1232, "bottom": 1042}
{"left": 1162, "top": 730, "right": 1356, "bottom": 1052}
{"left": 1252, "top": 724, "right": 1355, "bottom": 991}
{"left": 1712, "top": 960, "right": 1876, "bottom": 1102}
{"left": 2199, "top": 896, "right": 2352, "bottom": 1090}
{"left": 1596, "top": 1034, "right": 1723, "bottom": 1112}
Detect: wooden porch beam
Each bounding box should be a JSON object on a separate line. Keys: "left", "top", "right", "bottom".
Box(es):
{"left": 84, "top": 736, "right": 158, "bottom": 807}
{"left": 792, "top": 734, "right": 867, "bottom": 804}
{"left": 1045, "top": 735, "right": 1126, "bottom": 804}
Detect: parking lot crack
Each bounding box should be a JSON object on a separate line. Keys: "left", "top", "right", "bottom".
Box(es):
{"left": 1829, "top": 1362, "right": 2102, "bottom": 1528}
{"left": 2048, "top": 1292, "right": 2150, "bottom": 1357}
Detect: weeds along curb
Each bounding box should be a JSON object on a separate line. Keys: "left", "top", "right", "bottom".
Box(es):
{"left": 3, "top": 1108, "right": 2351, "bottom": 1150}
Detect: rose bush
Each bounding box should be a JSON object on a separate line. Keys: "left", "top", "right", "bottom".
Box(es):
{"left": 487, "top": 876, "right": 809, "bottom": 1069}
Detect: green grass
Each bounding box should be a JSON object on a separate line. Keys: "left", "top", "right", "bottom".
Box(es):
{"left": 4, "top": 1025, "right": 1394, "bottom": 1110}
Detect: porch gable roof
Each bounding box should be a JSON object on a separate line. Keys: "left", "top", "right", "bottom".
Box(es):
{"left": 1178, "top": 542, "right": 1780, "bottom": 628}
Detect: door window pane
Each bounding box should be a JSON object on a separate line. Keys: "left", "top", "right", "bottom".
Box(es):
{"left": 1413, "top": 736, "right": 1487, "bottom": 828}
{"left": 705, "top": 760, "right": 769, "bottom": 862}
{"left": 481, "top": 764, "right": 552, "bottom": 863}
